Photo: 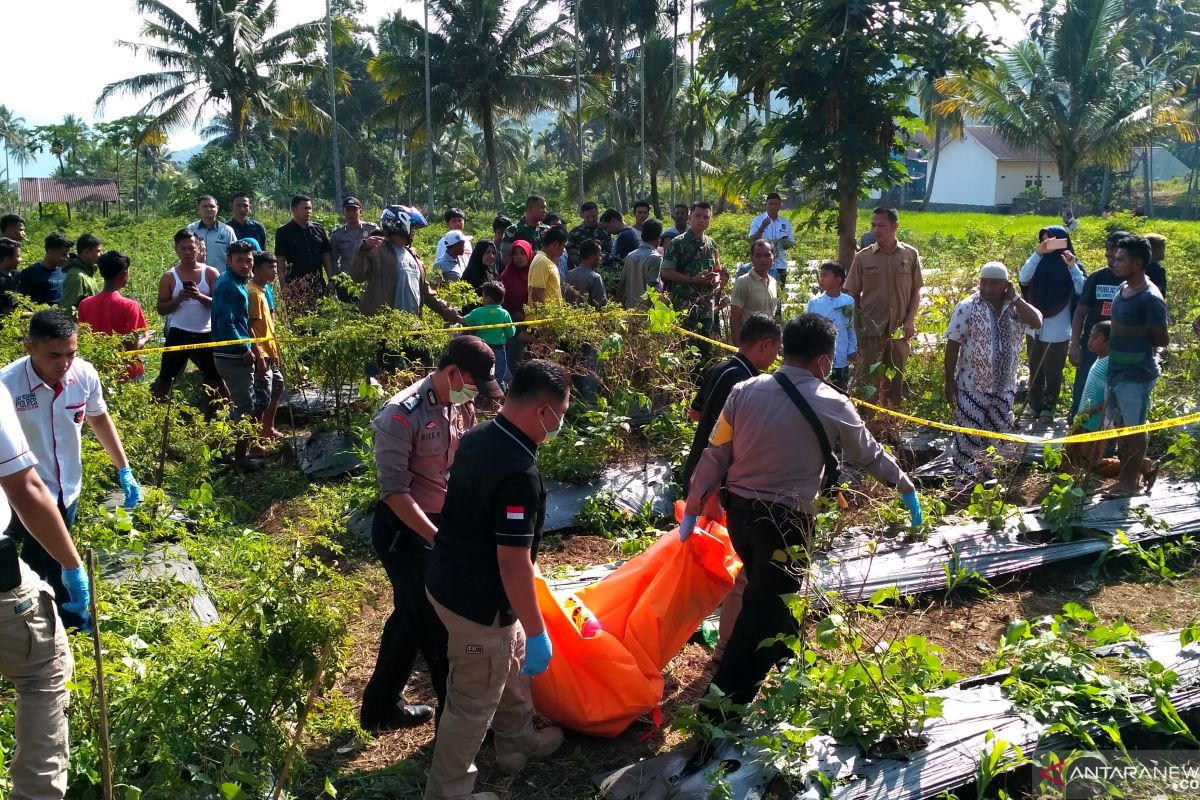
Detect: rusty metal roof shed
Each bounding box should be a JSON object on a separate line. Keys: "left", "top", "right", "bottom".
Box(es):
{"left": 18, "top": 177, "right": 119, "bottom": 204}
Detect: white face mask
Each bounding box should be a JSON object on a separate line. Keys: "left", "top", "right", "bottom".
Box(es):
{"left": 540, "top": 406, "right": 565, "bottom": 442}
{"left": 448, "top": 372, "right": 479, "bottom": 405}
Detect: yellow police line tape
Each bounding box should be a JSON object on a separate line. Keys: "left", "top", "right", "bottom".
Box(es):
{"left": 673, "top": 324, "right": 1200, "bottom": 447}
{"left": 129, "top": 317, "right": 571, "bottom": 356}
{"left": 125, "top": 313, "right": 1200, "bottom": 448}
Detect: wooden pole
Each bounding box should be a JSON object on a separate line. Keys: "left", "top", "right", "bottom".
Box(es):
{"left": 271, "top": 638, "right": 334, "bottom": 800}
{"left": 87, "top": 549, "right": 114, "bottom": 800}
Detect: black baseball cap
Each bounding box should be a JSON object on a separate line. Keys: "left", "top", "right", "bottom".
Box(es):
{"left": 45, "top": 232, "right": 74, "bottom": 250}
{"left": 442, "top": 335, "right": 505, "bottom": 399}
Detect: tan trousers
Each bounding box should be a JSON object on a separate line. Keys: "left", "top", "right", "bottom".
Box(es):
{"left": 0, "top": 562, "right": 73, "bottom": 800}
{"left": 424, "top": 593, "right": 537, "bottom": 800}
{"left": 855, "top": 334, "right": 910, "bottom": 407}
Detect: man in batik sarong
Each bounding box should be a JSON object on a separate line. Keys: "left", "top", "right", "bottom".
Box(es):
{"left": 944, "top": 261, "right": 1044, "bottom": 482}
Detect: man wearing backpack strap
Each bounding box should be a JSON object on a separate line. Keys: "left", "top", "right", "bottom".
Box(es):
{"left": 681, "top": 313, "right": 921, "bottom": 718}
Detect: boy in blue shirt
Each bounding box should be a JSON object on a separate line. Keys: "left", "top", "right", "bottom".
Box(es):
{"left": 211, "top": 239, "right": 263, "bottom": 470}
{"left": 805, "top": 261, "right": 857, "bottom": 389}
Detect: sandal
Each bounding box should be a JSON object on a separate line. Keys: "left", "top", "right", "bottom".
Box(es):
{"left": 1101, "top": 485, "right": 1140, "bottom": 499}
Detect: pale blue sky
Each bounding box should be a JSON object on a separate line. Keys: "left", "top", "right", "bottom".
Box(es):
{"left": 6, "top": 0, "right": 1033, "bottom": 176}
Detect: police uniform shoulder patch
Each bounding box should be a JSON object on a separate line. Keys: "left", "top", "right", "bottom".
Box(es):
{"left": 399, "top": 394, "right": 421, "bottom": 413}
{"left": 425, "top": 389, "right": 437, "bottom": 407}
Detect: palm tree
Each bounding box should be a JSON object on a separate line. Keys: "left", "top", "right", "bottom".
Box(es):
{"left": 369, "top": 0, "right": 573, "bottom": 206}
{"left": 913, "top": 72, "right": 963, "bottom": 207}
{"left": 936, "top": 0, "right": 1193, "bottom": 213}
{"left": 0, "top": 106, "right": 28, "bottom": 188}
{"left": 583, "top": 35, "right": 713, "bottom": 212}
{"left": 96, "top": 0, "right": 334, "bottom": 171}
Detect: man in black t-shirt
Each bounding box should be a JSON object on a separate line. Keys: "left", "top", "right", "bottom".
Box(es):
{"left": 1069, "top": 231, "right": 1127, "bottom": 419}
{"left": 682, "top": 314, "right": 782, "bottom": 490}
{"left": 274, "top": 194, "right": 333, "bottom": 289}
{"left": 0, "top": 238, "right": 21, "bottom": 314}
{"left": 424, "top": 360, "right": 567, "bottom": 800}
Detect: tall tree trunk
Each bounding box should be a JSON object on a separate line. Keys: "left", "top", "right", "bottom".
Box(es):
{"left": 1185, "top": 137, "right": 1195, "bottom": 219}
{"left": 1142, "top": 141, "right": 1153, "bottom": 217}
{"left": 610, "top": 31, "right": 623, "bottom": 210}
{"left": 134, "top": 148, "right": 140, "bottom": 219}
{"left": 639, "top": 34, "right": 646, "bottom": 201}
{"left": 669, "top": 4, "right": 678, "bottom": 208}
{"left": 482, "top": 104, "right": 502, "bottom": 207}
{"left": 763, "top": 86, "right": 773, "bottom": 171}
{"left": 649, "top": 167, "right": 660, "bottom": 216}
{"left": 922, "top": 121, "right": 942, "bottom": 207}
{"left": 1098, "top": 165, "right": 1112, "bottom": 214}
{"left": 1061, "top": 167, "right": 1074, "bottom": 217}
{"left": 837, "top": 159, "right": 858, "bottom": 268}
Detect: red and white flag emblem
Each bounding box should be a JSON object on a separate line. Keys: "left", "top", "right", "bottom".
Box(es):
{"left": 506, "top": 506, "right": 525, "bottom": 520}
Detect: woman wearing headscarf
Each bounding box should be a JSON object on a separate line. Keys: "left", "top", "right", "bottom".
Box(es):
{"left": 499, "top": 240, "right": 533, "bottom": 377}
{"left": 462, "top": 240, "right": 500, "bottom": 290}
{"left": 1018, "top": 225, "right": 1084, "bottom": 424}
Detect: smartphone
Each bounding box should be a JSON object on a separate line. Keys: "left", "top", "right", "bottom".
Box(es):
{"left": 1046, "top": 239, "right": 1069, "bottom": 252}
{"left": 183, "top": 280, "right": 196, "bottom": 290}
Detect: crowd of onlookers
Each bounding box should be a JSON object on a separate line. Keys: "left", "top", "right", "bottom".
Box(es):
{"left": 0, "top": 193, "right": 1181, "bottom": 491}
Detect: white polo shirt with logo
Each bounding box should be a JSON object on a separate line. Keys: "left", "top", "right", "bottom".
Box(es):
{"left": 0, "top": 382, "right": 38, "bottom": 534}
{"left": 0, "top": 356, "right": 107, "bottom": 509}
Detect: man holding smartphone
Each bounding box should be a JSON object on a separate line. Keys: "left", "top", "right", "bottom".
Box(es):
{"left": 152, "top": 230, "right": 224, "bottom": 418}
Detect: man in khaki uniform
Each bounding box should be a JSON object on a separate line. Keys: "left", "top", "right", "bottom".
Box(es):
{"left": 681, "top": 314, "right": 920, "bottom": 717}
{"left": 360, "top": 337, "right": 504, "bottom": 732}
{"left": 844, "top": 206, "right": 923, "bottom": 408}
{"left": 729, "top": 241, "right": 781, "bottom": 344}
{"left": 0, "top": 379, "right": 92, "bottom": 800}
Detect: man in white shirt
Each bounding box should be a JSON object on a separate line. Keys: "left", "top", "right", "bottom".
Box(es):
{"left": 434, "top": 208, "right": 473, "bottom": 263}
{"left": 1, "top": 310, "right": 142, "bottom": 627}
{"left": 188, "top": 195, "right": 236, "bottom": 270}
{"left": 433, "top": 230, "right": 471, "bottom": 281}
{"left": 0, "top": 379, "right": 91, "bottom": 800}
{"left": 747, "top": 192, "right": 794, "bottom": 281}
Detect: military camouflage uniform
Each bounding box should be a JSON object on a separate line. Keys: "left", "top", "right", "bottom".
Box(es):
{"left": 663, "top": 229, "right": 723, "bottom": 360}
{"left": 566, "top": 223, "right": 613, "bottom": 268}
{"left": 500, "top": 219, "right": 549, "bottom": 265}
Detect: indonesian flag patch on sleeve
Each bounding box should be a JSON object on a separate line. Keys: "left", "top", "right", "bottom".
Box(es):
{"left": 506, "top": 506, "right": 525, "bottom": 520}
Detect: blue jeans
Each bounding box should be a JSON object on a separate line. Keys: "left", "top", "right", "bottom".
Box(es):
{"left": 1069, "top": 346, "right": 1097, "bottom": 420}
{"left": 1105, "top": 378, "right": 1156, "bottom": 428}
{"left": 503, "top": 337, "right": 526, "bottom": 384}
{"left": 491, "top": 343, "right": 509, "bottom": 387}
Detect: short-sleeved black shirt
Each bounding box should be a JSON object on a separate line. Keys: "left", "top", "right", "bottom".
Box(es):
{"left": 426, "top": 414, "right": 546, "bottom": 626}
{"left": 682, "top": 353, "right": 757, "bottom": 488}
{"left": 1077, "top": 267, "right": 1123, "bottom": 345}
{"left": 0, "top": 270, "right": 20, "bottom": 314}
{"left": 228, "top": 217, "right": 269, "bottom": 250}
{"left": 1147, "top": 261, "right": 1167, "bottom": 299}
{"left": 274, "top": 220, "right": 331, "bottom": 283}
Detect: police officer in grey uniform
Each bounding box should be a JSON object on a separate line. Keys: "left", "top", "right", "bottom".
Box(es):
{"left": 360, "top": 336, "right": 505, "bottom": 732}
{"left": 682, "top": 313, "right": 922, "bottom": 718}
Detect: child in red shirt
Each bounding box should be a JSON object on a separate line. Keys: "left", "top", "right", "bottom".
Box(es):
{"left": 78, "top": 251, "right": 150, "bottom": 380}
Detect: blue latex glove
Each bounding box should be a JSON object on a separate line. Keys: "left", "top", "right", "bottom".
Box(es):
{"left": 679, "top": 514, "right": 699, "bottom": 542}
{"left": 521, "top": 630, "right": 553, "bottom": 676}
{"left": 61, "top": 566, "right": 92, "bottom": 630}
{"left": 901, "top": 490, "right": 923, "bottom": 528}
{"left": 117, "top": 466, "right": 142, "bottom": 509}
